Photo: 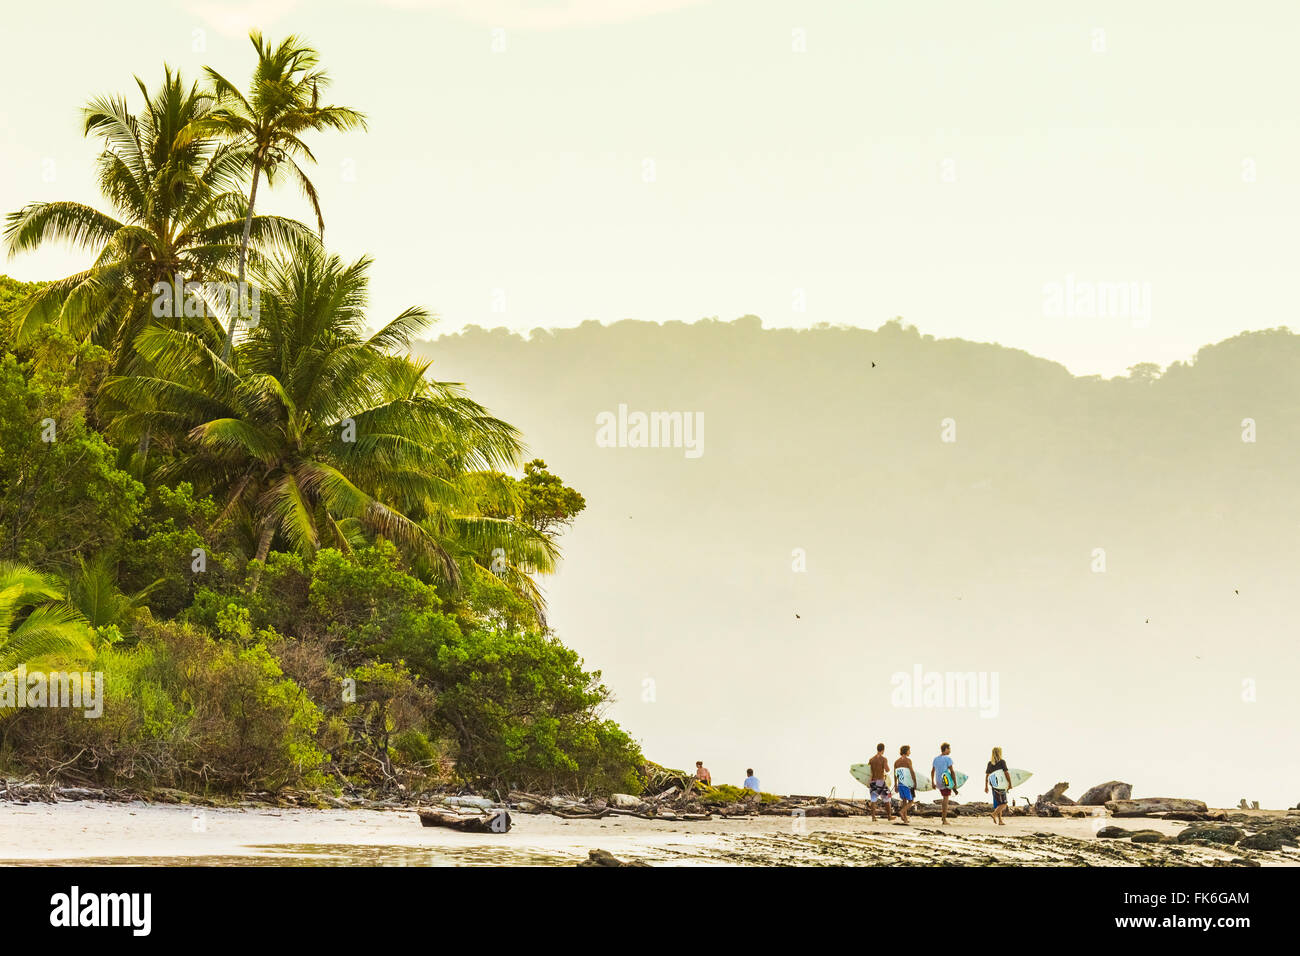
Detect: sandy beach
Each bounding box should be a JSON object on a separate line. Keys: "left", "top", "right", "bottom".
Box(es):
{"left": 1, "top": 801, "right": 1297, "bottom": 866}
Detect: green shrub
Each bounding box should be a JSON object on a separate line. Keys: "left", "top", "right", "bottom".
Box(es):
{"left": 120, "top": 484, "right": 233, "bottom": 621}
{"left": 0, "top": 353, "right": 142, "bottom": 572}
{"left": 430, "top": 625, "right": 644, "bottom": 795}
{"left": 0, "top": 619, "right": 326, "bottom": 792}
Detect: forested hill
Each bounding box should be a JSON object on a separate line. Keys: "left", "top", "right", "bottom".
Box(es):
{"left": 416, "top": 317, "right": 1300, "bottom": 808}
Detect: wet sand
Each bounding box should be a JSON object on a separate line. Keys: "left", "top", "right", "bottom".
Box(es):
{"left": 1, "top": 801, "right": 1297, "bottom": 865}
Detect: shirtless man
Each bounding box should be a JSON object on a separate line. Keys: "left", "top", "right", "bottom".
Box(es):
{"left": 694, "top": 761, "right": 712, "bottom": 786}
{"left": 893, "top": 745, "right": 917, "bottom": 824}
{"left": 866, "top": 743, "right": 893, "bottom": 822}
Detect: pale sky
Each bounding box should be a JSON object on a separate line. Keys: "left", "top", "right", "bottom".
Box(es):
{"left": 3, "top": 0, "right": 1298, "bottom": 377}
{"left": 3, "top": 1, "right": 1298, "bottom": 809}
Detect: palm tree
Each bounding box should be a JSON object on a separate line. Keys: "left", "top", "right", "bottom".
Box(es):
{"left": 66, "top": 554, "right": 161, "bottom": 629}
{"left": 368, "top": 367, "right": 561, "bottom": 621}
{"left": 101, "top": 238, "right": 523, "bottom": 589}
{"left": 3, "top": 68, "right": 310, "bottom": 365}
{"left": 199, "top": 32, "right": 366, "bottom": 359}
{"left": 0, "top": 562, "right": 95, "bottom": 671}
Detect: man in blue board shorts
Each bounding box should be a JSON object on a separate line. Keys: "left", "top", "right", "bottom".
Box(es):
{"left": 865, "top": 743, "right": 892, "bottom": 822}
{"left": 893, "top": 745, "right": 917, "bottom": 824}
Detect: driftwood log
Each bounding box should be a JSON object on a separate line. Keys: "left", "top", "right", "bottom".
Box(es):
{"left": 1036, "top": 782, "right": 1074, "bottom": 805}
{"left": 418, "top": 808, "right": 512, "bottom": 833}
{"left": 577, "top": 849, "right": 650, "bottom": 867}
{"left": 552, "top": 806, "right": 610, "bottom": 820}
{"left": 1106, "top": 798, "right": 1207, "bottom": 817}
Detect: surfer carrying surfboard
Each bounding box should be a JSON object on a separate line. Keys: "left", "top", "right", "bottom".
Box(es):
{"left": 931, "top": 742, "right": 957, "bottom": 825}
{"left": 865, "top": 743, "right": 893, "bottom": 822}
{"left": 892, "top": 745, "right": 917, "bottom": 824}
{"left": 985, "top": 746, "right": 1011, "bottom": 825}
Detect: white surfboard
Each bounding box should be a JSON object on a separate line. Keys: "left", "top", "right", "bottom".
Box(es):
{"left": 987, "top": 768, "right": 1032, "bottom": 790}
{"left": 849, "top": 763, "right": 876, "bottom": 787}
{"left": 893, "top": 767, "right": 935, "bottom": 792}
{"left": 940, "top": 769, "right": 969, "bottom": 790}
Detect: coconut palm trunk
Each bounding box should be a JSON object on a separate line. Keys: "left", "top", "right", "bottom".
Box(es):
{"left": 249, "top": 519, "right": 275, "bottom": 591}
{"left": 224, "top": 157, "right": 262, "bottom": 360}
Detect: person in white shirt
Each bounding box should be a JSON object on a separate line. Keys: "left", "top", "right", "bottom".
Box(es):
{"left": 743, "top": 769, "right": 760, "bottom": 792}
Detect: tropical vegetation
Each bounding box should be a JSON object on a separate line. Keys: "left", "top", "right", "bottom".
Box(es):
{"left": 0, "top": 33, "right": 640, "bottom": 798}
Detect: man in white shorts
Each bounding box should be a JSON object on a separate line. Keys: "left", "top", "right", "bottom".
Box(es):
{"left": 866, "top": 742, "right": 892, "bottom": 822}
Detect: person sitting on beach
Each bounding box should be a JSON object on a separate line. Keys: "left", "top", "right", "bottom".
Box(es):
{"left": 893, "top": 745, "right": 917, "bottom": 824}
{"left": 694, "top": 761, "right": 712, "bottom": 786}
{"left": 985, "top": 746, "right": 1011, "bottom": 826}
{"left": 932, "top": 742, "right": 956, "bottom": 825}
{"left": 866, "top": 743, "right": 892, "bottom": 822}
{"left": 743, "top": 769, "right": 760, "bottom": 793}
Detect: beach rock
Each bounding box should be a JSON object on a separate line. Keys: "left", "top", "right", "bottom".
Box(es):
{"left": 609, "top": 793, "right": 644, "bottom": 810}
{"left": 578, "top": 849, "right": 650, "bottom": 867}
{"left": 1095, "top": 826, "right": 1130, "bottom": 839}
{"left": 1175, "top": 825, "right": 1243, "bottom": 845}
{"left": 797, "top": 804, "right": 851, "bottom": 817}
{"left": 1079, "top": 781, "right": 1132, "bottom": 805}
{"left": 1238, "top": 831, "right": 1286, "bottom": 851}
{"left": 1242, "top": 823, "right": 1299, "bottom": 846}
{"left": 1036, "top": 782, "right": 1074, "bottom": 806}
{"left": 1106, "top": 798, "right": 1207, "bottom": 817}
{"left": 1058, "top": 805, "right": 1105, "bottom": 818}
{"left": 1129, "top": 830, "right": 1166, "bottom": 843}
{"left": 1033, "top": 798, "right": 1062, "bottom": 817}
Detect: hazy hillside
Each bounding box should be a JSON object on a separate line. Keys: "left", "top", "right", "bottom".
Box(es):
{"left": 417, "top": 318, "right": 1300, "bottom": 808}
